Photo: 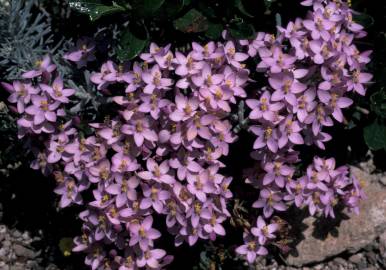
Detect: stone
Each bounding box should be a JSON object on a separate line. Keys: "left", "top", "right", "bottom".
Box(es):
{"left": 380, "top": 230, "right": 386, "bottom": 255}
{"left": 10, "top": 264, "right": 27, "bottom": 270}
{"left": 380, "top": 175, "right": 386, "bottom": 186}
{"left": 22, "top": 232, "right": 30, "bottom": 241}
{"left": 2, "top": 240, "right": 11, "bottom": 247}
{"left": 12, "top": 244, "right": 35, "bottom": 259}
{"left": 286, "top": 168, "right": 386, "bottom": 266}
{"left": 12, "top": 230, "right": 21, "bottom": 238}
{"left": 349, "top": 253, "right": 364, "bottom": 264}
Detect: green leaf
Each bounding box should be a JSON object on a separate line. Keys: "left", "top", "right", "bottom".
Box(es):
{"left": 234, "top": 0, "right": 254, "bottom": 18}
{"left": 205, "top": 22, "right": 222, "bottom": 39}
{"left": 156, "top": 0, "right": 184, "bottom": 18}
{"left": 370, "top": 91, "right": 386, "bottom": 118}
{"left": 131, "top": 0, "right": 165, "bottom": 17}
{"left": 117, "top": 27, "right": 149, "bottom": 61}
{"left": 174, "top": 9, "right": 208, "bottom": 33}
{"left": 229, "top": 23, "right": 255, "bottom": 39}
{"left": 354, "top": 13, "right": 374, "bottom": 27}
{"left": 197, "top": 1, "right": 216, "bottom": 19}
{"left": 363, "top": 121, "right": 386, "bottom": 151}
{"left": 69, "top": 0, "right": 125, "bottom": 21}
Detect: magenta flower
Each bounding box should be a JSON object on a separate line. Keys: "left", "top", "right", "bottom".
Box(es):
{"left": 347, "top": 70, "right": 373, "bottom": 95}
{"left": 124, "top": 62, "right": 143, "bottom": 93}
{"left": 169, "top": 94, "right": 199, "bottom": 122}
{"left": 88, "top": 159, "right": 111, "bottom": 183}
{"left": 96, "top": 120, "right": 124, "bottom": 145}
{"left": 259, "top": 47, "right": 296, "bottom": 73}
{"left": 169, "top": 149, "right": 202, "bottom": 181}
{"left": 64, "top": 37, "right": 96, "bottom": 68}
{"left": 54, "top": 178, "right": 83, "bottom": 207}
{"left": 187, "top": 170, "right": 214, "bottom": 202}
{"left": 278, "top": 116, "right": 304, "bottom": 147}
{"left": 262, "top": 161, "right": 294, "bottom": 188}
{"left": 191, "top": 63, "right": 224, "bottom": 88}
{"left": 236, "top": 233, "right": 268, "bottom": 263}
{"left": 22, "top": 55, "right": 56, "bottom": 79}
{"left": 25, "top": 95, "right": 60, "bottom": 125}
{"left": 137, "top": 158, "right": 175, "bottom": 184}
{"left": 140, "top": 183, "right": 170, "bottom": 213}
{"left": 47, "top": 137, "right": 69, "bottom": 163}
{"left": 191, "top": 41, "right": 216, "bottom": 60}
{"left": 292, "top": 89, "right": 317, "bottom": 123}
{"left": 317, "top": 91, "right": 353, "bottom": 122}
{"left": 121, "top": 116, "right": 158, "bottom": 147}
{"left": 128, "top": 216, "right": 161, "bottom": 250}
{"left": 302, "top": 9, "right": 335, "bottom": 41}
{"left": 136, "top": 249, "right": 166, "bottom": 268}
{"left": 40, "top": 77, "right": 75, "bottom": 103}
{"left": 202, "top": 211, "right": 226, "bottom": 238}
{"left": 284, "top": 177, "right": 308, "bottom": 207}
{"left": 269, "top": 72, "right": 307, "bottom": 104}
{"left": 252, "top": 189, "right": 287, "bottom": 217}
{"left": 174, "top": 52, "right": 202, "bottom": 76}
{"left": 106, "top": 174, "right": 139, "bottom": 208}
{"left": 224, "top": 41, "right": 249, "bottom": 68}
{"left": 250, "top": 125, "right": 279, "bottom": 153}
{"left": 222, "top": 68, "right": 248, "bottom": 98}
{"left": 247, "top": 91, "right": 283, "bottom": 122}
{"left": 251, "top": 216, "right": 278, "bottom": 245}
{"left": 138, "top": 93, "right": 170, "bottom": 120}
{"left": 90, "top": 61, "right": 116, "bottom": 90}
{"left": 142, "top": 65, "right": 173, "bottom": 94}
{"left": 5, "top": 81, "right": 39, "bottom": 113}
{"left": 111, "top": 152, "right": 140, "bottom": 173}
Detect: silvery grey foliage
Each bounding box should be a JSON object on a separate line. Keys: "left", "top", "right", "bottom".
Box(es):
{"left": 0, "top": 0, "right": 53, "bottom": 80}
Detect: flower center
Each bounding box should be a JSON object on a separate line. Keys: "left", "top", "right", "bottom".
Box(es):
{"left": 135, "top": 121, "right": 143, "bottom": 132}
{"left": 40, "top": 100, "right": 49, "bottom": 111}
{"left": 153, "top": 72, "right": 161, "bottom": 86}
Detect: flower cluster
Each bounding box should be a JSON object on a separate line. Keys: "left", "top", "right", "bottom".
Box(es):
{"left": 4, "top": 36, "right": 250, "bottom": 268}
{"left": 2, "top": 0, "right": 372, "bottom": 268}
{"left": 235, "top": 0, "right": 371, "bottom": 262}
{"left": 2, "top": 57, "right": 72, "bottom": 136}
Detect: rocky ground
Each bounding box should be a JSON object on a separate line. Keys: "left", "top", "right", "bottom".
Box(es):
{"left": 0, "top": 159, "right": 386, "bottom": 270}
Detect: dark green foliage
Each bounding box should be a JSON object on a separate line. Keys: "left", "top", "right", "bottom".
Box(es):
{"left": 68, "top": 0, "right": 290, "bottom": 61}
{"left": 117, "top": 26, "right": 149, "bottom": 60}
{"left": 364, "top": 121, "right": 386, "bottom": 151}
{"left": 352, "top": 0, "right": 386, "bottom": 152}
{"left": 68, "top": 0, "right": 126, "bottom": 21}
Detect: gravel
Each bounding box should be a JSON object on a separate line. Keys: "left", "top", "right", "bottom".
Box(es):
{"left": 0, "top": 224, "right": 59, "bottom": 270}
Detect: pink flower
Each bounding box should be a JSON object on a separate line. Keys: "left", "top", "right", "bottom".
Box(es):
{"left": 40, "top": 77, "right": 75, "bottom": 103}
{"left": 64, "top": 37, "right": 96, "bottom": 68}
{"left": 121, "top": 115, "right": 158, "bottom": 147}
{"left": 251, "top": 216, "right": 278, "bottom": 245}
{"left": 142, "top": 65, "right": 173, "bottom": 94}
{"left": 137, "top": 158, "right": 175, "bottom": 184}
{"left": 5, "top": 81, "right": 39, "bottom": 113}
{"left": 22, "top": 55, "right": 56, "bottom": 79}
{"left": 128, "top": 216, "right": 161, "bottom": 250}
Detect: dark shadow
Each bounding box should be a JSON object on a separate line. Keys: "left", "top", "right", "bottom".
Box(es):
{"left": 0, "top": 165, "right": 86, "bottom": 270}
{"left": 311, "top": 206, "right": 350, "bottom": 240}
